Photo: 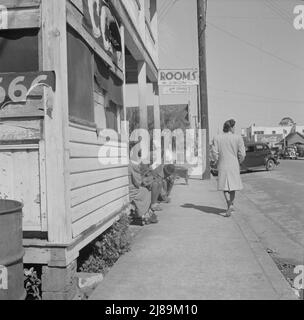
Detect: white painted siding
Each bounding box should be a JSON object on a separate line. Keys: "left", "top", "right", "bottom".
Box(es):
{"left": 69, "top": 122, "right": 129, "bottom": 239}
{"left": 0, "top": 147, "right": 46, "bottom": 231}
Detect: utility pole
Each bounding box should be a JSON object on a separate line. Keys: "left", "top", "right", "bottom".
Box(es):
{"left": 197, "top": 0, "right": 210, "bottom": 180}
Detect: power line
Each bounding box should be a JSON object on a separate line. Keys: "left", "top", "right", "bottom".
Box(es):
{"left": 263, "top": 0, "right": 292, "bottom": 25}
{"left": 159, "top": 0, "right": 174, "bottom": 21}
{"left": 159, "top": 0, "right": 170, "bottom": 13}
{"left": 207, "top": 22, "right": 304, "bottom": 71}
{"left": 159, "top": 42, "right": 187, "bottom": 67}
{"left": 268, "top": 0, "right": 293, "bottom": 18}
{"left": 208, "top": 95, "right": 304, "bottom": 105}
{"left": 208, "top": 87, "right": 304, "bottom": 104}
{"left": 159, "top": 0, "right": 173, "bottom": 19}
{"left": 159, "top": 0, "right": 179, "bottom": 22}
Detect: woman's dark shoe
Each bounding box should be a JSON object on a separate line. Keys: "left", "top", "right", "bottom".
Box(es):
{"left": 225, "top": 207, "right": 233, "bottom": 218}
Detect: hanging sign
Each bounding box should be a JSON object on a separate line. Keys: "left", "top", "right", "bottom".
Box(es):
{"left": 0, "top": 71, "right": 56, "bottom": 110}
{"left": 82, "top": 0, "right": 122, "bottom": 58}
{"left": 162, "top": 86, "right": 190, "bottom": 95}
{"left": 159, "top": 69, "right": 199, "bottom": 86}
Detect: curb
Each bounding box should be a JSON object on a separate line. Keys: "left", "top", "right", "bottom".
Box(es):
{"left": 208, "top": 178, "right": 297, "bottom": 300}
{"left": 232, "top": 212, "right": 298, "bottom": 300}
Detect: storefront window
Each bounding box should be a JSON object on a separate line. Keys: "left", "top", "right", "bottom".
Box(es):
{"left": 67, "top": 26, "right": 123, "bottom": 131}
{"left": 0, "top": 28, "right": 39, "bottom": 72}
{"left": 67, "top": 26, "right": 95, "bottom": 125}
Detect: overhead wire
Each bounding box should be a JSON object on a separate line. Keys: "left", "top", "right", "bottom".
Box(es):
{"left": 207, "top": 21, "right": 304, "bottom": 71}
{"left": 159, "top": 0, "right": 174, "bottom": 20}
{"left": 159, "top": 0, "right": 180, "bottom": 22}
{"left": 208, "top": 86, "right": 304, "bottom": 104}
{"left": 263, "top": 0, "right": 292, "bottom": 25}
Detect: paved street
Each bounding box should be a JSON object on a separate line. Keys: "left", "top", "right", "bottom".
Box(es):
{"left": 239, "top": 160, "right": 304, "bottom": 264}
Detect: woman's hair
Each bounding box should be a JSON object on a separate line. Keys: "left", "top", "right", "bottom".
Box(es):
{"left": 223, "top": 119, "right": 236, "bottom": 133}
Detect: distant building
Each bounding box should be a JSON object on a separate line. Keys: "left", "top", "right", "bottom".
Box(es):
{"left": 242, "top": 124, "right": 304, "bottom": 148}
{"left": 126, "top": 104, "right": 190, "bottom": 133}
{"left": 277, "top": 132, "right": 304, "bottom": 147}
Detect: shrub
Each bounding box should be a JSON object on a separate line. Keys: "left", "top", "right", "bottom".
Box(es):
{"left": 78, "top": 213, "right": 132, "bottom": 275}
{"left": 24, "top": 267, "right": 42, "bottom": 300}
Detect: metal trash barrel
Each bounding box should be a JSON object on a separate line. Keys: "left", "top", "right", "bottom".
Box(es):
{"left": 0, "top": 200, "right": 26, "bottom": 300}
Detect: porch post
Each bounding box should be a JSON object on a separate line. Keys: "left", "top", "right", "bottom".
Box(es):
{"left": 41, "top": 0, "right": 72, "bottom": 243}
{"left": 153, "top": 82, "right": 161, "bottom": 129}
{"left": 138, "top": 60, "right": 148, "bottom": 129}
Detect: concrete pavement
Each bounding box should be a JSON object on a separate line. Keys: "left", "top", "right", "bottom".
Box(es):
{"left": 239, "top": 161, "right": 304, "bottom": 264}
{"left": 90, "top": 179, "right": 297, "bottom": 300}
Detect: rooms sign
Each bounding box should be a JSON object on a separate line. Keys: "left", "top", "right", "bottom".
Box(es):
{"left": 158, "top": 69, "right": 199, "bottom": 86}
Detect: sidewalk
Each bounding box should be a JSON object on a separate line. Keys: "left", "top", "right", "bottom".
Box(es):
{"left": 90, "top": 179, "right": 296, "bottom": 300}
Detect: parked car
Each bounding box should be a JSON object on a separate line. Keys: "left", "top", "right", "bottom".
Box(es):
{"left": 297, "top": 145, "right": 304, "bottom": 158}
{"left": 210, "top": 143, "right": 280, "bottom": 176}
{"left": 242, "top": 143, "right": 280, "bottom": 171}
{"left": 282, "top": 146, "right": 298, "bottom": 160}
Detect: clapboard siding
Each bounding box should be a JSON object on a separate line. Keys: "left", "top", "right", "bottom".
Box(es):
{"left": 72, "top": 195, "right": 129, "bottom": 238}
{"left": 0, "top": 0, "right": 41, "bottom": 7}
{"left": 70, "top": 141, "right": 126, "bottom": 159}
{"left": 71, "top": 176, "right": 129, "bottom": 207}
{"left": 70, "top": 167, "right": 128, "bottom": 190}
{"left": 69, "top": 124, "right": 128, "bottom": 147}
{"left": 1, "top": 1, "right": 41, "bottom": 30}
{"left": 70, "top": 158, "right": 128, "bottom": 174}
{"left": 72, "top": 186, "right": 129, "bottom": 223}
{"left": 69, "top": 123, "right": 129, "bottom": 239}
{"left": 0, "top": 148, "right": 45, "bottom": 231}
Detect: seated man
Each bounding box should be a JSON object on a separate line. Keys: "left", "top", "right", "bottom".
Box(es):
{"left": 162, "top": 164, "right": 176, "bottom": 200}
{"left": 140, "top": 163, "right": 163, "bottom": 212}
{"left": 145, "top": 163, "right": 175, "bottom": 204}
{"left": 128, "top": 141, "right": 159, "bottom": 224}
{"left": 129, "top": 161, "right": 158, "bottom": 225}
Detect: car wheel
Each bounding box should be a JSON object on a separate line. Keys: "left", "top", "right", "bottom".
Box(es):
{"left": 266, "top": 159, "right": 275, "bottom": 171}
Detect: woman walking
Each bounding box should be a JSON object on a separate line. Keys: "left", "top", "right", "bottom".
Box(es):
{"left": 212, "top": 119, "right": 246, "bottom": 217}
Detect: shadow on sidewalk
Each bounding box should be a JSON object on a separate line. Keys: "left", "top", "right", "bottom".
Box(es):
{"left": 181, "top": 203, "right": 226, "bottom": 216}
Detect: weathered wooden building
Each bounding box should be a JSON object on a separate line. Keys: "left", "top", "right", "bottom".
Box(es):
{"left": 0, "top": 0, "right": 159, "bottom": 299}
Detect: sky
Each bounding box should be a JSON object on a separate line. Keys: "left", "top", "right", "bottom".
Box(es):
{"left": 157, "top": 0, "right": 304, "bottom": 138}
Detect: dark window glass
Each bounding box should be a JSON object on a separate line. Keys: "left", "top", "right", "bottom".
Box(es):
{"left": 105, "top": 102, "right": 118, "bottom": 131}
{"left": 0, "top": 28, "right": 39, "bottom": 72}
{"left": 246, "top": 146, "right": 254, "bottom": 153}
{"left": 67, "top": 26, "right": 94, "bottom": 123}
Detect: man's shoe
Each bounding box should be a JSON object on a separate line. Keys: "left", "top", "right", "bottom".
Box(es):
{"left": 151, "top": 204, "right": 163, "bottom": 211}
{"left": 149, "top": 213, "right": 159, "bottom": 224}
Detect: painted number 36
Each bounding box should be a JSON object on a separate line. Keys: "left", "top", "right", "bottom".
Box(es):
{"left": 0, "top": 265, "right": 8, "bottom": 290}
{"left": 0, "top": 75, "right": 48, "bottom": 106}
